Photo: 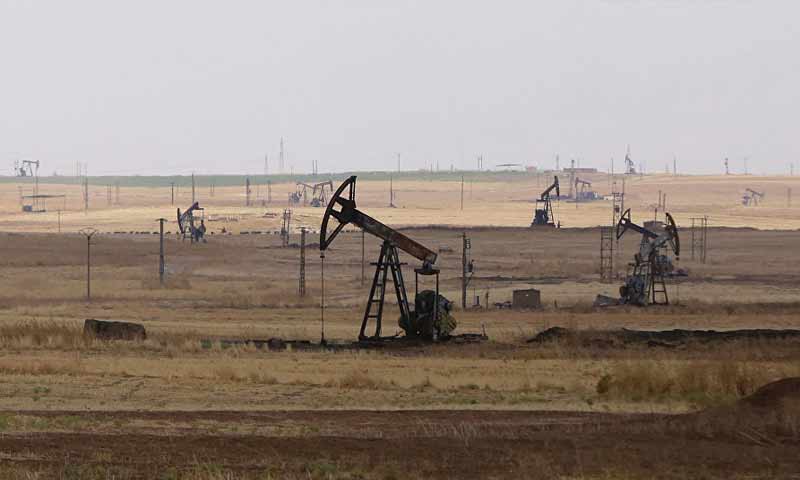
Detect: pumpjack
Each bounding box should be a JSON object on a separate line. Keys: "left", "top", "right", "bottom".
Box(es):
{"left": 291, "top": 180, "right": 334, "bottom": 207}
{"left": 177, "top": 202, "right": 206, "bottom": 243}
{"left": 624, "top": 148, "right": 636, "bottom": 175}
{"left": 742, "top": 188, "right": 764, "bottom": 206}
{"left": 616, "top": 209, "right": 680, "bottom": 305}
{"left": 531, "top": 176, "right": 559, "bottom": 227}
{"left": 320, "top": 176, "right": 455, "bottom": 341}
{"left": 14, "top": 160, "right": 39, "bottom": 177}
{"left": 574, "top": 177, "right": 599, "bottom": 201}
{"left": 309, "top": 180, "right": 333, "bottom": 207}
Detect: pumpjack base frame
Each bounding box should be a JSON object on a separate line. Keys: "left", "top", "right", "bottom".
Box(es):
{"left": 360, "top": 240, "right": 443, "bottom": 342}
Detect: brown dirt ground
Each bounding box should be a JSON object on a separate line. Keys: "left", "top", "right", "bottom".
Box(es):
{"left": 1, "top": 408, "right": 799, "bottom": 479}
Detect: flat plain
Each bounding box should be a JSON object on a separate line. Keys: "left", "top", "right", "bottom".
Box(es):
{"left": 0, "top": 173, "right": 799, "bottom": 479}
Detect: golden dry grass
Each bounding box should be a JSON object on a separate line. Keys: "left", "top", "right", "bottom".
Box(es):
{"left": 0, "top": 188, "right": 798, "bottom": 417}
{"left": 4, "top": 173, "right": 800, "bottom": 233}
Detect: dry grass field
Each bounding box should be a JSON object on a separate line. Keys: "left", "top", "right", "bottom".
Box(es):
{"left": 3, "top": 172, "right": 800, "bottom": 233}
{"left": 0, "top": 174, "right": 799, "bottom": 478}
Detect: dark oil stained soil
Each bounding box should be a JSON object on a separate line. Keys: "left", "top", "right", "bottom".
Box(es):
{"left": 529, "top": 326, "right": 800, "bottom": 348}
{"left": 1, "top": 407, "right": 799, "bottom": 479}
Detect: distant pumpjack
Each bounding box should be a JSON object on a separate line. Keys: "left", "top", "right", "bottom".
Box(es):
{"left": 14, "top": 160, "right": 39, "bottom": 177}
{"left": 531, "top": 176, "right": 559, "bottom": 227}
{"left": 177, "top": 202, "right": 206, "bottom": 243}
{"left": 289, "top": 181, "right": 334, "bottom": 207}
{"left": 574, "top": 177, "right": 599, "bottom": 201}
{"left": 742, "top": 188, "right": 764, "bottom": 206}
{"left": 624, "top": 148, "right": 636, "bottom": 175}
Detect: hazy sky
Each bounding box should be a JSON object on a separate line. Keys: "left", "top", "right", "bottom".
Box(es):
{"left": 1, "top": 1, "right": 798, "bottom": 176}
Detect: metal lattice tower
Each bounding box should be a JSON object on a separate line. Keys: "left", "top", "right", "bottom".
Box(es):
{"left": 690, "top": 216, "right": 708, "bottom": 263}
{"left": 299, "top": 227, "right": 306, "bottom": 296}
{"left": 600, "top": 227, "right": 614, "bottom": 282}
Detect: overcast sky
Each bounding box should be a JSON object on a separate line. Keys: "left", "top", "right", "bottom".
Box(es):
{"left": 1, "top": 1, "right": 797, "bottom": 176}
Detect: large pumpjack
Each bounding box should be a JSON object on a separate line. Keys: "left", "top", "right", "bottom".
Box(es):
{"left": 320, "top": 176, "right": 454, "bottom": 341}
{"left": 616, "top": 209, "right": 680, "bottom": 305}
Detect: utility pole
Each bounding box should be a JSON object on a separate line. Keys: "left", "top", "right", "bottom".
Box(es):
{"left": 397, "top": 152, "right": 401, "bottom": 172}
{"left": 158, "top": 218, "right": 166, "bottom": 284}
{"left": 170, "top": 182, "right": 175, "bottom": 205}
{"left": 280, "top": 137, "right": 285, "bottom": 173}
{"left": 460, "top": 175, "right": 464, "bottom": 210}
{"left": 299, "top": 227, "right": 306, "bottom": 296}
{"left": 673, "top": 156, "right": 677, "bottom": 176}
{"left": 79, "top": 228, "right": 98, "bottom": 301}
{"left": 320, "top": 250, "right": 326, "bottom": 345}
{"left": 389, "top": 175, "right": 395, "bottom": 207}
{"left": 83, "top": 177, "right": 89, "bottom": 213}
{"left": 267, "top": 181, "right": 272, "bottom": 203}
{"left": 191, "top": 173, "right": 196, "bottom": 203}
{"left": 264, "top": 153, "right": 269, "bottom": 176}
{"left": 245, "top": 177, "right": 251, "bottom": 206}
{"left": 361, "top": 229, "right": 365, "bottom": 286}
{"left": 461, "top": 232, "right": 472, "bottom": 309}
